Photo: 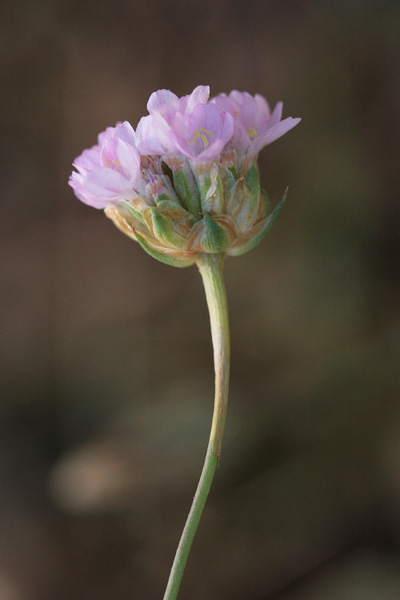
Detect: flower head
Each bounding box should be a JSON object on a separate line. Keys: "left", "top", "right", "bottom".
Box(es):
{"left": 69, "top": 86, "right": 300, "bottom": 266}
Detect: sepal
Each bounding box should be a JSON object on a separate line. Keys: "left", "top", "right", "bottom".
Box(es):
{"left": 201, "top": 163, "right": 224, "bottom": 215}
{"left": 244, "top": 164, "right": 260, "bottom": 201}
{"left": 225, "top": 164, "right": 261, "bottom": 233}
{"left": 121, "top": 201, "right": 145, "bottom": 224}
{"left": 135, "top": 233, "right": 197, "bottom": 267}
{"left": 150, "top": 207, "right": 186, "bottom": 249}
{"left": 172, "top": 168, "right": 201, "bottom": 220}
{"left": 227, "top": 188, "right": 287, "bottom": 256}
{"left": 202, "top": 214, "right": 229, "bottom": 253}
{"left": 105, "top": 206, "right": 138, "bottom": 241}
{"left": 145, "top": 175, "right": 181, "bottom": 207}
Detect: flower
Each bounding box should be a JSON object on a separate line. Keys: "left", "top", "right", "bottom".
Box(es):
{"left": 135, "top": 85, "right": 234, "bottom": 161}
{"left": 135, "top": 86, "right": 210, "bottom": 156}
{"left": 69, "top": 121, "right": 144, "bottom": 209}
{"left": 211, "top": 90, "right": 301, "bottom": 155}
{"left": 69, "top": 86, "right": 300, "bottom": 266}
{"left": 170, "top": 102, "right": 234, "bottom": 162}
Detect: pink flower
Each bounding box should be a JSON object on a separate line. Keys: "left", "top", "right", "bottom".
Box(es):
{"left": 136, "top": 86, "right": 234, "bottom": 161}
{"left": 69, "top": 121, "right": 144, "bottom": 209}
{"left": 70, "top": 85, "right": 301, "bottom": 220}
{"left": 212, "top": 90, "right": 301, "bottom": 155}
{"left": 135, "top": 86, "right": 210, "bottom": 156}
{"left": 135, "top": 85, "right": 234, "bottom": 161}
{"left": 171, "top": 103, "right": 234, "bottom": 161}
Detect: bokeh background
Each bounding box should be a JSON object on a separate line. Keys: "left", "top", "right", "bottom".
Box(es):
{"left": 1, "top": 0, "right": 400, "bottom": 598}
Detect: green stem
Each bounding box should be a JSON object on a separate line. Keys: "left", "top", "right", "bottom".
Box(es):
{"left": 198, "top": 253, "right": 230, "bottom": 459}
{"left": 163, "top": 253, "right": 230, "bottom": 600}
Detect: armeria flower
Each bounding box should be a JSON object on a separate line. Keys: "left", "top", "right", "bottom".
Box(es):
{"left": 135, "top": 85, "right": 211, "bottom": 156}
{"left": 135, "top": 85, "right": 234, "bottom": 162}
{"left": 212, "top": 90, "right": 301, "bottom": 155}
{"left": 69, "top": 85, "right": 301, "bottom": 267}
{"left": 69, "top": 83, "right": 302, "bottom": 600}
{"left": 69, "top": 121, "right": 144, "bottom": 209}
{"left": 171, "top": 102, "right": 234, "bottom": 161}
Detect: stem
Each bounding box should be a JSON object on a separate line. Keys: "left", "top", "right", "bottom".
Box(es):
{"left": 198, "top": 253, "right": 230, "bottom": 459}
{"left": 163, "top": 253, "right": 230, "bottom": 600}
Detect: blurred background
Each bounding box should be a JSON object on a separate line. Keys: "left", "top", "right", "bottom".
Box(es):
{"left": 1, "top": 0, "right": 400, "bottom": 598}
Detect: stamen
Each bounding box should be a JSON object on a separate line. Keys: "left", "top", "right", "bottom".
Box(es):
{"left": 248, "top": 127, "right": 257, "bottom": 138}
{"left": 190, "top": 127, "right": 214, "bottom": 147}
{"left": 104, "top": 156, "right": 121, "bottom": 170}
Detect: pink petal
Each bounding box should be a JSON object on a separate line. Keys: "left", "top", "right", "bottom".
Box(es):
{"left": 267, "top": 102, "right": 283, "bottom": 128}
{"left": 254, "top": 94, "right": 271, "bottom": 120}
{"left": 228, "top": 90, "right": 250, "bottom": 107}
{"left": 252, "top": 117, "right": 301, "bottom": 152}
{"left": 147, "top": 89, "right": 180, "bottom": 122}
{"left": 218, "top": 111, "right": 235, "bottom": 144}
{"left": 211, "top": 93, "right": 237, "bottom": 115}
{"left": 115, "top": 139, "right": 141, "bottom": 175}
{"left": 69, "top": 172, "right": 107, "bottom": 209}
{"left": 195, "top": 138, "right": 226, "bottom": 161}
{"left": 73, "top": 146, "right": 101, "bottom": 175}
{"left": 85, "top": 168, "right": 135, "bottom": 197}
{"left": 185, "top": 85, "right": 210, "bottom": 114}
{"left": 135, "top": 114, "right": 176, "bottom": 155}
{"left": 115, "top": 121, "right": 136, "bottom": 145}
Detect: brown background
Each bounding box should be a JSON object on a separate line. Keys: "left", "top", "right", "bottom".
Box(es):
{"left": 1, "top": 0, "right": 400, "bottom": 598}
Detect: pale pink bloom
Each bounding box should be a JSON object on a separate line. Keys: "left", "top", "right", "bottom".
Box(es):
{"left": 212, "top": 90, "right": 301, "bottom": 154}
{"left": 69, "top": 121, "right": 144, "bottom": 209}
{"left": 171, "top": 103, "right": 234, "bottom": 161}
{"left": 135, "top": 89, "right": 182, "bottom": 155}
{"left": 135, "top": 86, "right": 214, "bottom": 157}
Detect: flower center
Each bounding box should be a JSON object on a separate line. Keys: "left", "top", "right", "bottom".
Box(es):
{"left": 104, "top": 156, "right": 121, "bottom": 170}
{"left": 190, "top": 127, "right": 214, "bottom": 147}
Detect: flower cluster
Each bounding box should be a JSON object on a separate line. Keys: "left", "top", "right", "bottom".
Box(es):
{"left": 69, "top": 86, "right": 300, "bottom": 266}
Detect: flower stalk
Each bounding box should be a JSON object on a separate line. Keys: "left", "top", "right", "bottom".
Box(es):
{"left": 197, "top": 253, "right": 230, "bottom": 459}
{"left": 163, "top": 253, "right": 230, "bottom": 600}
